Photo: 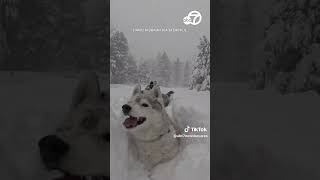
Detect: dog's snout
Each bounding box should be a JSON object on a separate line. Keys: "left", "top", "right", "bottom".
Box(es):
{"left": 122, "top": 104, "right": 131, "bottom": 115}
{"left": 38, "top": 135, "right": 69, "bottom": 169}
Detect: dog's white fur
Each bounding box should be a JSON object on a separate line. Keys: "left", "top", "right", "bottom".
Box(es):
{"left": 124, "top": 84, "right": 180, "bottom": 170}
{"left": 54, "top": 73, "right": 109, "bottom": 176}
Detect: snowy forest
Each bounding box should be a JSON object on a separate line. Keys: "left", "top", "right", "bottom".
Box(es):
{"left": 214, "top": 0, "right": 320, "bottom": 95}
{"left": 0, "top": 0, "right": 108, "bottom": 72}
{"left": 110, "top": 30, "right": 210, "bottom": 90}
{"left": 0, "top": 0, "right": 210, "bottom": 91}
{"left": 250, "top": 0, "right": 320, "bottom": 94}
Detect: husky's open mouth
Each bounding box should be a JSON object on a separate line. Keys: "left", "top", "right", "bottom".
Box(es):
{"left": 123, "top": 116, "right": 146, "bottom": 129}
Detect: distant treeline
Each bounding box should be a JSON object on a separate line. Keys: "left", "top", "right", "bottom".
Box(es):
{"left": 0, "top": 0, "right": 108, "bottom": 72}
{"left": 110, "top": 29, "right": 210, "bottom": 90}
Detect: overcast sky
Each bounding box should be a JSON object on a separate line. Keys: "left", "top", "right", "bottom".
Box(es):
{"left": 111, "top": 0, "right": 210, "bottom": 62}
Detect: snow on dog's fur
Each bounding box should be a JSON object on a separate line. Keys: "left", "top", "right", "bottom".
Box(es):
{"left": 122, "top": 84, "right": 180, "bottom": 171}
{"left": 38, "top": 72, "right": 109, "bottom": 180}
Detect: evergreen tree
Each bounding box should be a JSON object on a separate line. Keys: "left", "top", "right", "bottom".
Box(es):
{"left": 0, "top": 0, "right": 107, "bottom": 71}
{"left": 261, "top": 0, "right": 320, "bottom": 93}
{"left": 1, "top": 0, "right": 18, "bottom": 68}
{"left": 173, "top": 58, "right": 183, "bottom": 86}
{"left": 126, "top": 54, "right": 138, "bottom": 83}
{"left": 183, "top": 61, "right": 191, "bottom": 87}
{"left": 191, "top": 36, "right": 210, "bottom": 91}
{"left": 0, "top": 23, "right": 5, "bottom": 64}
{"left": 138, "top": 60, "right": 152, "bottom": 84}
{"left": 155, "top": 52, "right": 171, "bottom": 87}
{"left": 110, "top": 31, "right": 129, "bottom": 83}
{"left": 150, "top": 53, "right": 162, "bottom": 81}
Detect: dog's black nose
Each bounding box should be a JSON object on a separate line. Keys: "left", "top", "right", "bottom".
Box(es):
{"left": 38, "top": 135, "right": 69, "bottom": 169}
{"left": 122, "top": 104, "right": 131, "bottom": 115}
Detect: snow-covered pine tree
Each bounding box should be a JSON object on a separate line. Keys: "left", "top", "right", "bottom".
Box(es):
{"left": 259, "top": 0, "right": 320, "bottom": 94}
{"left": 0, "top": 23, "right": 5, "bottom": 65}
{"left": 150, "top": 53, "right": 162, "bottom": 82}
{"left": 173, "top": 58, "right": 183, "bottom": 86}
{"left": 154, "top": 52, "right": 171, "bottom": 87}
{"left": 0, "top": 0, "right": 9, "bottom": 64}
{"left": 126, "top": 54, "right": 138, "bottom": 84}
{"left": 138, "top": 60, "right": 152, "bottom": 84}
{"left": 110, "top": 31, "right": 129, "bottom": 84}
{"left": 1, "top": 0, "right": 94, "bottom": 71}
{"left": 183, "top": 61, "right": 191, "bottom": 87}
{"left": 191, "top": 35, "right": 210, "bottom": 91}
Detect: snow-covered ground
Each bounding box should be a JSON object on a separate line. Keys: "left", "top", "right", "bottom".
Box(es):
{"left": 214, "top": 83, "right": 320, "bottom": 179}
{"left": 0, "top": 71, "right": 79, "bottom": 180}
{"left": 4, "top": 71, "right": 320, "bottom": 180}
{"left": 0, "top": 72, "right": 210, "bottom": 180}
{"left": 110, "top": 84, "right": 210, "bottom": 180}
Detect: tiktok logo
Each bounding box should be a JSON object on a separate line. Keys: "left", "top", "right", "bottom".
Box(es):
{"left": 184, "top": 126, "right": 190, "bottom": 132}
{"left": 183, "top": 11, "right": 202, "bottom": 26}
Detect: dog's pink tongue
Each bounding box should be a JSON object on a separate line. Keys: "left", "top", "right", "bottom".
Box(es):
{"left": 123, "top": 117, "right": 138, "bottom": 128}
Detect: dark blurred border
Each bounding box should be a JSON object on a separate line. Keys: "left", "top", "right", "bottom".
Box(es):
{"left": 210, "top": 0, "right": 214, "bottom": 179}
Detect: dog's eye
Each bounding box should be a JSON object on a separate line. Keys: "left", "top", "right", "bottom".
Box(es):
{"left": 141, "top": 103, "right": 149, "bottom": 107}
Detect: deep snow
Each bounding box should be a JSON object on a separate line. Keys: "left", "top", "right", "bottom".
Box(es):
{"left": 0, "top": 72, "right": 210, "bottom": 180}
{"left": 0, "top": 72, "right": 79, "bottom": 180}
{"left": 214, "top": 83, "right": 320, "bottom": 179}
{"left": 4, "top": 71, "right": 320, "bottom": 180}
{"left": 110, "top": 84, "right": 210, "bottom": 180}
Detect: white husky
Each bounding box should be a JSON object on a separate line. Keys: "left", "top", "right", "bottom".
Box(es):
{"left": 122, "top": 84, "right": 180, "bottom": 170}
{"left": 38, "top": 72, "right": 109, "bottom": 180}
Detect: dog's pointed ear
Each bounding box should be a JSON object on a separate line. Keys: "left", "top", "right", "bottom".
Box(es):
{"left": 71, "top": 72, "right": 101, "bottom": 107}
{"left": 152, "top": 85, "right": 161, "bottom": 98}
{"left": 132, "top": 84, "right": 141, "bottom": 96}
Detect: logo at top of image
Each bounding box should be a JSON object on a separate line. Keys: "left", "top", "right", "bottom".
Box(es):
{"left": 183, "top": 10, "right": 202, "bottom": 26}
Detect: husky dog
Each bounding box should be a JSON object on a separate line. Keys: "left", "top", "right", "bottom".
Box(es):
{"left": 38, "top": 72, "right": 109, "bottom": 180}
{"left": 144, "top": 81, "right": 174, "bottom": 107}
{"left": 163, "top": 90, "right": 174, "bottom": 107}
{"left": 122, "top": 84, "right": 180, "bottom": 170}
{"left": 145, "top": 81, "right": 157, "bottom": 90}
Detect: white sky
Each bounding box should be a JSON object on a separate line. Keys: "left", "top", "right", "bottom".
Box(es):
{"left": 111, "top": 0, "right": 210, "bottom": 62}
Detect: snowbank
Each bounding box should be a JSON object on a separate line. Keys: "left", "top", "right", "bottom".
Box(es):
{"left": 0, "top": 72, "right": 78, "bottom": 180}
{"left": 214, "top": 83, "right": 320, "bottom": 179}
{"left": 110, "top": 84, "right": 210, "bottom": 180}
{"left": 0, "top": 73, "right": 210, "bottom": 180}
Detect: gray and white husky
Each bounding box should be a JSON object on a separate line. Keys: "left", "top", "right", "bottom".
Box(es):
{"left": 122, "top": 84, "right": 180, "bottom": 170}
{"left": 38, "top": 72, "right": 109, "bottom": 180}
